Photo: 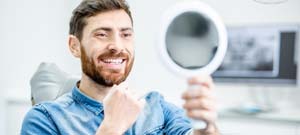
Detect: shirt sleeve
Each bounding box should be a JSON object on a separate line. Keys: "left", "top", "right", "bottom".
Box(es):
{"left": 159, "top": 94, "right": 192, "bottom": 135}
{"left": 21, "top": 104, "right": 58, "bottom": 135}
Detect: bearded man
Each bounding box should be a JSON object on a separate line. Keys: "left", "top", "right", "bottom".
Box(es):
{"left": 21, "top": 0, "right": 219, "bottom": 135}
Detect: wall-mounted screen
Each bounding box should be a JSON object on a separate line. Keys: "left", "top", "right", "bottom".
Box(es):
{"left": 213, "top": 25, "right": 299, "bottom": 85}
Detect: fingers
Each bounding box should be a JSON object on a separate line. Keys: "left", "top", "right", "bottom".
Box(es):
{"left": 186, "top": 110, "right": 217, "bottom": 123}
{"left": 118, "top": 82, "right": 129, "bottom": 90}
{"left": 103, "top": 85, "right": 118, "bottom": 102}
{"left": 188, "top": 75, "right": 214, "bottom": 89}
{"left": 114, "top": 84, "right": 145, "bottom": 109}
{"left": 104, "top": 84, "right": 130, "bottom": 103}
{"left": 104, "top": 83, "right": 146, "bottom": 114}
{"left": 181, "top": 86, "right": 215, "bottom": 100}
{"left": 183, "top": 98, "right": 216, "bottom": 110}
{"left": 115, "top": 83, "right": 142, "bottom": 100}
{"left": 182, "top": 75, "right": 218, "bottom": 125}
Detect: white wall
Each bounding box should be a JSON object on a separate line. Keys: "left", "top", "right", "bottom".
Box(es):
{"left": 0, "top": 0, "right": 81, "bottom": 134}
{"left": 0, "top": 0, "right": 300, "bottom": 134}
{"left": 127, "top": 0, "right": 300, "bottom": 104}
{"left": 0, "top": 0, "right": 82, "bottom": 99}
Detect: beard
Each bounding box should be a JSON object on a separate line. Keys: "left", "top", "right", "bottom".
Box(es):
{"left": 80, "top": 45, "right": 134, "bottom": 87}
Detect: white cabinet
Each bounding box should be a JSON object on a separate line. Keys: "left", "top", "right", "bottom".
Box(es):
{"left": 1, "top": 97, "right": 31, "bottom": 135}
{"left": 296, "top": 125, "right": 300, "bottom": 135}
{"left": 218, "top": 117, "right": 299, "bottom": 135}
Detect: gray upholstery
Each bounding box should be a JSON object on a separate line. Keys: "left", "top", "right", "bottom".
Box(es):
{"left": 30, "top": 62, "right": 80, "bottom": 105}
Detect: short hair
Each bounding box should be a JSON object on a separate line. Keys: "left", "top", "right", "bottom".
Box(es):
{"left": 69, "top": 0, "right": 133, "bottom": 40}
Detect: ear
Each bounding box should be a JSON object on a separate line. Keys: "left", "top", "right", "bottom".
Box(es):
{"left": 68, "top": 35, "right": 81, "bottom": 58}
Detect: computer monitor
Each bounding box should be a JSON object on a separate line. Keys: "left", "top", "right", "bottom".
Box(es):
{"left": 213, "top": 24, "right": 299, "bottom": 85}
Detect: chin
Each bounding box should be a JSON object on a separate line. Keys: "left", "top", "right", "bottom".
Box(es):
{"left": 103, "top": 73, "right": 126, "bottom": 84}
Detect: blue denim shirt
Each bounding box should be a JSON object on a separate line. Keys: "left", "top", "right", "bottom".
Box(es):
{"left": 21, "top": 86, "right": 192, "bottom": 135}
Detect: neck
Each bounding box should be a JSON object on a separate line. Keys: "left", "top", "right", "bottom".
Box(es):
{"left": 78, "top": 73, "right": 112, "bottom": 102}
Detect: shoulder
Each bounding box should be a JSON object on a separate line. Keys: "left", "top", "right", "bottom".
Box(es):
{"left": 145, "top": 91, "right": 164, "bottom": 102}
{"left": 144, "top": 91, "right": 188, "bottom": 121}
{"left": 21, "top": 92, "right": 74, "bottom": 134}
{"left": 144, "top": 91, "right": 171, "bottom": 107}
{"left": 144, "top": 91, "right": 181, "bottom": 113}
{"left": 141, "top": 91, "right": 165, "bottom": 114}
{"left": 21, "top": 103, "right": 58, "bottom": 134}
{"left": 144, "top": 91, "right": 177, "bottom": 109}
{"left": 142, "top": 91, "right": 191, "bottom": 134}
{"left": 36, "top": 92, "right": 74, "bottom": 110}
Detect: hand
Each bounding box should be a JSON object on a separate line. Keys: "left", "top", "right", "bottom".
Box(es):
{"left": 96, "top": 83, "right": 145, "bottom": 135}
{"left": 181, "top": 76, "right": 219, "bottom": 135}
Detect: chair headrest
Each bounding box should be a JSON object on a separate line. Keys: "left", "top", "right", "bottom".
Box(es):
{"left": 30, "top": 62, "right": 79, "bottom": 105}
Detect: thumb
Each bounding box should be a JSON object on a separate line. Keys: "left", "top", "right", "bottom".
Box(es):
{"left": 103, "top": 85, "right": 118, "bottom": 102}
{"left": 138, "top": 98, "right": 146, "bottom": 109}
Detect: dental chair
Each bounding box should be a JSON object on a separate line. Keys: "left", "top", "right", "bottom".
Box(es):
{"left": 30, "top": 62, "right": 80, "bottom": 105}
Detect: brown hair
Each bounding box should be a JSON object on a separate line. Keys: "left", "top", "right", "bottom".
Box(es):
{"left": 69, "top": 0, "right": 133, "bottom": 40}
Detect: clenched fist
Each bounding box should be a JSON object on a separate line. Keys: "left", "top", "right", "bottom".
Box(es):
{"left": 96, "top": 83, "right": 145, "bottom": 135}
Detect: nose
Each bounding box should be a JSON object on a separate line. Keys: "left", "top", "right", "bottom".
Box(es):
{"left": 107, "top": 34, "right": 124, "bottom": 54}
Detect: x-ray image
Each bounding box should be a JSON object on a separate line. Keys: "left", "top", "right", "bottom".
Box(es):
{"left": 215, "top": 27, "right": 280, "bottom": 77}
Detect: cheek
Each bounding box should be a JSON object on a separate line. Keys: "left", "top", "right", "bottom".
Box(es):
{"left": 83, "top": 49, "right": 98, "bottom": 65}
{"left": 126, "top": 44, "right": 135, "bottom": 56}
{"left": 83, "top": 38, "right": 106, "bottom": 54}
{"left": 89, "top": 47, "right": 105, "bottom": 61}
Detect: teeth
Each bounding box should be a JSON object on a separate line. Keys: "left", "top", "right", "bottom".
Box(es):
{"left": 102, "top": 59, "right": 123, "bottom": 64}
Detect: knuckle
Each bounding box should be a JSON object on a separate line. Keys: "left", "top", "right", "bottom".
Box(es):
{"left": 197, "top": 98, "right": 206, "bottom": 106}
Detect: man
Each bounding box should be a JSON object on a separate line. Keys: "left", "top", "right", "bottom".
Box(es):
{"left": 21, "top": 0, "right": 218, "bottom": 134}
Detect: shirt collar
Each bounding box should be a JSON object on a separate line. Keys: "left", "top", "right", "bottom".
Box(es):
{"left": 72, "top": 85, "right": 104, "bottom": 115}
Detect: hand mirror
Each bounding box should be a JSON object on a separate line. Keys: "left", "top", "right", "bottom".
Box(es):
{"left": 158, "top": 1, "right": 228, "bottom": 129}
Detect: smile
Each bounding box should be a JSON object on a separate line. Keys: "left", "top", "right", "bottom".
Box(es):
{"left": 101, "top": 58, "right": 125, "bottom": 64}
{"left": 98, "top": 58, "right": 127, "bottom": 70}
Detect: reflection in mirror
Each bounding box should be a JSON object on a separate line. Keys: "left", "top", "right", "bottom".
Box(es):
{"left": 166, "top": 12, "right": 219, "bottom": 69}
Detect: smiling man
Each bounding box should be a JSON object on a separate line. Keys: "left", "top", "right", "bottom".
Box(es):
{"left": 21, "top": 0, "right": 219, "bottom": 135}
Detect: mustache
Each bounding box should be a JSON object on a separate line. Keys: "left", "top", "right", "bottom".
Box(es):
{"left": 97, "top": 51, "right": 130, "bottom": 60}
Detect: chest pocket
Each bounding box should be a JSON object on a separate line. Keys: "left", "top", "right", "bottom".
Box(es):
{"left": 143, "top": 125, "right": 164, "bottom": 135}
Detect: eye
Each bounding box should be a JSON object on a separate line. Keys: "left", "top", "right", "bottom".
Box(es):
{"left": 122, "top": 33, "right": 133, "bottom": 38}
{"left": 95, "top": 33, "right": 107, "bottom": 38}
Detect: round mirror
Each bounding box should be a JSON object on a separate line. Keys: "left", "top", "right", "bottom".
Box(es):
{"left": 158, "top": 0, "right": 228, "bottom": 129}
{"left": 158, "top": 1, "right": 227, "bottom": 78}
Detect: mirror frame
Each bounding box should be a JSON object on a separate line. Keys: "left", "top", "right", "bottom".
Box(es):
{"left": 158, "top": 1, "right": 228, "bottom": 77}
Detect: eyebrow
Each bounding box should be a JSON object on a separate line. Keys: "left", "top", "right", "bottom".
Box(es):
{"left": 91, "top": 27, "right": 133, "bottom": 33}
{"left": 120, "top": 27, "right": 133, "bottom": 32}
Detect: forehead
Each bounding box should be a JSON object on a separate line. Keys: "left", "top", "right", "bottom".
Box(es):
{"left": 84, "top": 9, "right": 133, "bottom": 32}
